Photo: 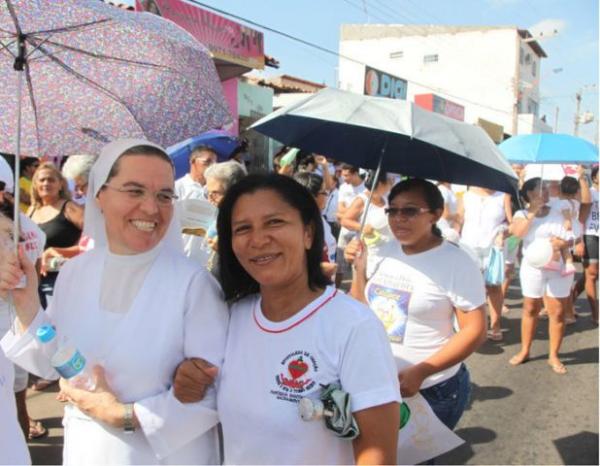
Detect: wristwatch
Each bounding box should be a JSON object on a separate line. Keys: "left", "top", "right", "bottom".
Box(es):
{"left": 123, "top": 403, "right": 136, "bottom": 433}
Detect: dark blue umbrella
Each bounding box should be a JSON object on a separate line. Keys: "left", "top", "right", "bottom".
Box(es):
{"left": 499, "top": 133, "right": 598, "bottom": 164}
{"left": 167, "top": 130, "right": 240, "bottom": 179}
{"left": 250, "top": 87, "right": 517, "bottom": 193}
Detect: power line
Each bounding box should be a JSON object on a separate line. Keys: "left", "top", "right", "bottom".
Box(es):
{"left": 187, "top": 0, "right": 553, "bottom": 129}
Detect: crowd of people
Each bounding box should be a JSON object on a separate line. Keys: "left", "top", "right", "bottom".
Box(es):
{"left": 0, "top": 141, "right": 597, "bottom": 465}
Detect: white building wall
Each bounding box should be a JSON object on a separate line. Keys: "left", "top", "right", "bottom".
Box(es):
{"left": 339, "top": 26, "right": 544, "bottom": 136}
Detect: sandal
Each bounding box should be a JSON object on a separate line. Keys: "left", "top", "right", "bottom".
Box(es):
{"left": 28, "top": 419, "right": 48, "bottom": 440}
{"left": 565, "top": 316, "right": 577, "bottom": 325}
{"left": 487, "top": 330, "right": 503, "bottom": 341}
{"left": 548, "top": 361, "right": 567, "bottom": 375}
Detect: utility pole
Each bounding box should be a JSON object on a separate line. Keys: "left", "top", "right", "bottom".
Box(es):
{"left": 574, "top": 91, "right": 582, "bottom": 136}
{"left": 554, "top": 106, "right": 559, "bottom": 133}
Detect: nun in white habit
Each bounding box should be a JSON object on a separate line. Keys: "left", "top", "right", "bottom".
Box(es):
{"left": 0, "top": 139, "right": 229, "bottom": 464}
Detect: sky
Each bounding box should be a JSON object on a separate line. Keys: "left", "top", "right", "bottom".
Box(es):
{"left": 126, "top": 0, "right": 599, "bottom": 144}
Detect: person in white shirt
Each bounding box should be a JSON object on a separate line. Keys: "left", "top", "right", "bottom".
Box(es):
{"left": 174, "top": 145, "right": 217, "bottom": 201}
{"left": 174, "top": 173, "right": 400, "bottom": 465}
{"left": 335, "top": 165, "right": 365, "bottom": 286}
{"left": 0, "top": 140, "right": 228, "bottom": 464}
{"left": 575, "top": 166, "right": 599, "bottom": 324}
{"left": 175, "top": 146, "right": 218, "bottom": 260}
{"left": 340, "top": 170, "right": 393, "bottom": 254}
{"left": 458, "top": 186, "right": 512, "bottom": 341}
{"left": 509, "top": 178, "right": 574, "bottom": 374}
{"left": 0, "top": 214, "right": 33, "bottom": 465}
{"left": 345, "top": 178, "right": 486, "bottom": 435}
{"left": 0, "top": 157, "right": 49, "bottom": 443}
{"left": 437, "top": 181, "right": 459, "bottom": 234}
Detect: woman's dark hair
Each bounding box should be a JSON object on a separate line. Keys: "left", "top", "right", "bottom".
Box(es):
{"left": 217, "top": 173, "right": 330, "bottom": 302}
{"left": 591, "top": 166, "right": 598, "bottom": 181}
{"left": 560, "top": 176, "right": 579, "bottom": 195}
{"left": 364, "top": 170, "right": 389, "bottom": 191}
{"left": 106, "top": 145, "right": 173, "bottom": 183}
{"left": 293, "top": 171, "right": 323, "bottom": 198}
{"left": 388, "top": 178, "right": 444, "bottom": 238}
{"left": 520, "top": 177, "right": 541, "bottom": 203}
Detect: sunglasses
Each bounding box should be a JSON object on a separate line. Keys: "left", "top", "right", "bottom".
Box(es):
{"left": 384, "top": 206, "right": 431, "bottom": 218}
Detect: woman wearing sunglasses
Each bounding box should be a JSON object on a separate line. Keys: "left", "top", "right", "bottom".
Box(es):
{"left": 345, "top": 178, "right": 486, "bottom": 432}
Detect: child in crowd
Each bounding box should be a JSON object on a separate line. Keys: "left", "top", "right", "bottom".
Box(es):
{"left": 548, "top": 176, "right": 581, "bottom": 275}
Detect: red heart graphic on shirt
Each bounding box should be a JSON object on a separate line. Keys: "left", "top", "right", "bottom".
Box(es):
{"left": 288, "top": 358, "right": 308, "bottom": 379}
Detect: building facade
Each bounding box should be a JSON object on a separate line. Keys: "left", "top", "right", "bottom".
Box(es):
{"left": 338, "top": 25, "right": 552, "bottom": 139}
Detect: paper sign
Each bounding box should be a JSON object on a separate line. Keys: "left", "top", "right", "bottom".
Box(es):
{"left": 397, "top": 393, "right": 464, "bottom": 464}
{"left": 177, "top": 199, "right": 217, "bottom": 235}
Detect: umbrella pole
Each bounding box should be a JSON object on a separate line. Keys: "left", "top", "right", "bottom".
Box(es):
{"left": 12, "top": 34, "right": 26, "bottom": 252}
{"left": 359, "top": 138, "right": 388, "bottom": 236}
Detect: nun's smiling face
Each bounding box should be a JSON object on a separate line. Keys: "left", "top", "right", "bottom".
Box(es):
{"left": 97, "top": 155, "right": 175, "bottom": 255}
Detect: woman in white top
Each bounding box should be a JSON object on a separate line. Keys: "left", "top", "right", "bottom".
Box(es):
{"left": 176, "top": 173, "right": 400, "bottom": 464}
{"left": 509, "top": 178, "right": 574, "bottom": 374}
{"left": 345, "top": 178, "right": 487, "bottom": 434}
{"left": 341, "top": 170, "right": 393, "bottom": 253}
{"left": 0, "top": 139, "right": 229, "bottom": 464}
{"left": 458, "top": 186, "right": 512, "bottom": 341}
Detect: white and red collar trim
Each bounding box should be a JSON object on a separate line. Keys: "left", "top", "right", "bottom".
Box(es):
{"left": 253, "top": 286, "right": 338, "bottom": 334}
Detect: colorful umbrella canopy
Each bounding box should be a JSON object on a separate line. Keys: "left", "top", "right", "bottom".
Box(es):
{"left": 499, "top": 133, "right": 599, "bottom": 164}
{"left": 0, "top": 0, "right": 231, "bottom": 157}
{"left": 251, "top": 87, "right": 517, "bottom": 193}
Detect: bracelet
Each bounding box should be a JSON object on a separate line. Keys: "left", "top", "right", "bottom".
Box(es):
{"left": 123, "top": 403, "right": 135, "bottom": 433}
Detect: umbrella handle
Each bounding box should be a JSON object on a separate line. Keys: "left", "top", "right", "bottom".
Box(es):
{"left": 359, "top": 138, "right": 388, "bottom": 237}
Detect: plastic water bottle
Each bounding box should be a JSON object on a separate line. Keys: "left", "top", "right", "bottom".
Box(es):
{"left": 36, "top": 325, "right": 96, "bottom": 391}
{"left": 46, "top": 256, "right": 66, "bottom": 272}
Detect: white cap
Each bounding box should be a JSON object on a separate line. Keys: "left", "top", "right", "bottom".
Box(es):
{"left": 0, "top": 157, "right": 14, "bottom": 193}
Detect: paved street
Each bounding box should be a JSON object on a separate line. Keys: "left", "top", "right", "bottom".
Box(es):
{"left": 24, "top": 273, "right": 598, "bottom": 465}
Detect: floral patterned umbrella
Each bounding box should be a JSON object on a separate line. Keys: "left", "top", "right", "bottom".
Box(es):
{"left": 0, "top": 0, "right": 231, "bottom": 158}
{"left": 1, "top": 0, "right": 231, "bottom": 244}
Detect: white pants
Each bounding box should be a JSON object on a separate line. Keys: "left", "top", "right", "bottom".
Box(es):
{"left": 519, "top": 262, "right": 574, "bottom": 299}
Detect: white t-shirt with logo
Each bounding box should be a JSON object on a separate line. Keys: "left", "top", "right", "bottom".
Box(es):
{"left": 585, "top": 187, "right": 599, "bottom": 237}
{"left": 365, "top": 240, "right": 486, "bottom": 389}
{"left": 217, "top": 286, "right": 400, "bottom": 465}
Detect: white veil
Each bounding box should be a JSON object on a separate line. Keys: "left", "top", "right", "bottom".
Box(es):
{"left": 83, "top": 138, "right": 183, "bottom": 253}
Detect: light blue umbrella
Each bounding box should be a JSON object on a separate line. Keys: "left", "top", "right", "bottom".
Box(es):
{"left": 499, "top": 133, "right": 598, "bottom": 164}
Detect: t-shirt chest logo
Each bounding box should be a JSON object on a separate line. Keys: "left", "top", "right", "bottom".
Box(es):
{"left": 270, "top": 350, "right": 319, "bottom": 403}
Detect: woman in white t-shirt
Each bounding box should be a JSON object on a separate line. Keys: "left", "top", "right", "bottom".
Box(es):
{"left": 341, "top": 170, "right": 393, "bottom": 253}
{"left": 458, "top": 186, "right": 512, "bottom": 341}
{"left": 346, "top": 178, "right": 486, "bottom": 432}
{"left": 509, "top": 178, "right": 574, "bottom": 374}
{"left": 175, "top": 174, "right": 400, "bottom": 464}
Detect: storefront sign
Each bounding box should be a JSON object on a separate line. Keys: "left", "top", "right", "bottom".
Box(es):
{"left": 136, "top": 0, "right": 265, "bottom": 69}
{"left": 415, "top": 94, "right": 465, "bottom": 121}
{"left": 364, "top": 66, "right": 407, "bottom": 100}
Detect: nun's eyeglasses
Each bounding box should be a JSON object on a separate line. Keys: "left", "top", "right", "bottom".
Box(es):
{"left": 103, "top": 184, "right": 178, "bottom": 206}
{"left": 385, "top": 207, "right": 431, "bottom": 219}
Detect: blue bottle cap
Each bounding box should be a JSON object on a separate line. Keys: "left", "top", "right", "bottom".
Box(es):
{"left": 36, "top": 325, "right": 56, "bottom": 343}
